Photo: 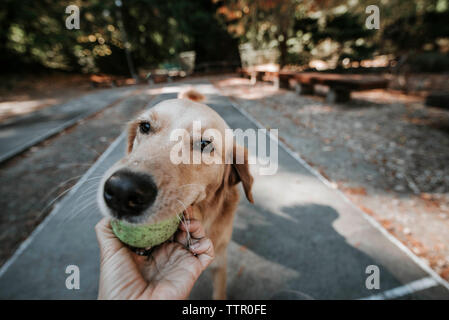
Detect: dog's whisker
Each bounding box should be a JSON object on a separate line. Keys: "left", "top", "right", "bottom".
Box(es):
{"left": 69, "top": 186, "right": 100, "bottom": 211}
{"left": 40, "top": 174, "right": 98, "bottom": 206}
{"left": 175, "top": 214, "right": 191, "bottom": 249}
{"left": 75, "top": 182, "right": 99, "bottom": 194}
{"left": 43, "top": 174, "right": 85, "bottom": 197}
{"left": 71, "top": 194, "right": 97, "bottom": 214}
{"left": 175, "top": 199, "right": 192, "bottom": 249}
{"left": 183, "top": 214, "right": 192, "bottom": 250}
{"left": 51, "top": 176, "right": 103, "bottom": 202}
{"left": 38, "top": 171, "right": 106, "bottom": 222}
{"left": 74, "top": 183, "right": 100, "bottom": 198}
{"left": 79, "top": 176, "right": 104, "bottom": 183}
{"left": 72, "top": 176, "right": 104, "bottom": 192}
{"left": 41, "top": 186, "right": 79, "bottom": 216}
{"left": 66, "top": 182, "right": 100, "bottom": 217}
{"left": 63, "top": 199, "right": 97, "bottom": 223}
{"left": 80, "top": 202, "right": 99, "bottom": 224}
{"left": 74, "top": 196, "right": 97, "bottom": 214}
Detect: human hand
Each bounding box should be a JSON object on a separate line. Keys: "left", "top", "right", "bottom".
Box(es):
{"left": 95, "top": 210, "right": 214, "bottom": 300}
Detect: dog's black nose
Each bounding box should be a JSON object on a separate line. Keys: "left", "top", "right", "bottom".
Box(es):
{"left": 103, "top": 170, "right": 157, "bottom": 218}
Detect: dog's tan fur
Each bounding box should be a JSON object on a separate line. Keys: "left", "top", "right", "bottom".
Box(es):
{"left": 177, "top": 88, "right": 206, "bottom": 102}
{"left": 98, "top": 91, "right": 253, "bottom": 299}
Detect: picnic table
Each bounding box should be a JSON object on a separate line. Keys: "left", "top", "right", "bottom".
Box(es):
{"left": 238, "top": 68, "right": 389, "bottom": 103}
{"left": 426, "top": 92, "right": 449, "bottom": 109}
{"left": 280, "top": 71, "right": 389, "bottom": 103}
{"left": 237, "top": 66, "right": 280, "bottom": 85}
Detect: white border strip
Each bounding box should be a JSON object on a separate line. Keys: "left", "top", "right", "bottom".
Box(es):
{"left": 360, "top": 276, "right": 438, "bottom": 300}
{"left": 225, "top": 95, "right": 449, "bottom": 293}
{"left": 0, "top": 131, "right": 126, "bottom": 279}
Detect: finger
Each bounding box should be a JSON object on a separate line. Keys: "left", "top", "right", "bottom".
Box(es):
{"left": 174, "top": 215, "right": 193, "bottom": 246}
{"left": 174, "top": 222, "right": 198, "bottom": 247}
{"left": 174, "top": 230, "right": 188, "bottom": 246}
{"left": 190, "top": 237, "right": 214, "bottom": 270}
{"left": 183, "top": 206, "right": 194, "bottom": 220}
{"left": 95, "top": 217, "right": 125, "bottom": 259}
{"left": 178, "top": 219, "right": 205, "bottom": 240}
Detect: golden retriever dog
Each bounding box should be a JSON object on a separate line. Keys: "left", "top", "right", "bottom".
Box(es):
{"left": 97, "top": 89, "right": 254, "bottom": 299}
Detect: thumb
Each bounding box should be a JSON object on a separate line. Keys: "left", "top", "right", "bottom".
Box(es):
{"left": 95, "top": 217, "right": 125, "bottom": 260}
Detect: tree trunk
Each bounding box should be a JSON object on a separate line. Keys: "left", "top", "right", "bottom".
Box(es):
{"left": 278, "top": 32, "right": 288, "bottom": 69}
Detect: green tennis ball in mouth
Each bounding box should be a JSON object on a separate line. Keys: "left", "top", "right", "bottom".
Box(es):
{"left": 111, "top": 215, "right": 180, "bottom": 248}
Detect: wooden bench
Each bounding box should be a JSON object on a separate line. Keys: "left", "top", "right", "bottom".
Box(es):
{"left": 90, "top": 74, "right": 138, "bottom": 87}
{"left": 279, "top": 71, "right": 389, "bottom": 103}
{"left": 237, "top": 68, "right": 265, "bottom": 84}
{"left": 238, "top": 67, "right": 280, "bottom": 85}
{"left": 426, "top": 92, "right": 449, "bottom": 109}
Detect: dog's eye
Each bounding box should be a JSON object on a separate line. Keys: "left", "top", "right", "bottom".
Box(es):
{"left": 201, "top": 140, "right": 210, "bottom": 151}
{"left": 139, "top": 122, "right": 151, "bottom": 134}
{"left": 197, "top": 140, "right": 213, "bottom": 152}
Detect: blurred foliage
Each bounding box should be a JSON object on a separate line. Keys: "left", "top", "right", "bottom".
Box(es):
{"left": 383, "top": 9, "right": 449, "bottom": 51}
{"left": 1, "top": 0, "right": 448, "bottom": 74}
{"left": 220, "top": 0, "right": 449, "bottom": 70}
{"left": 218, "top": 0, "right": 302, "bottom": 67}
{"left": 293, "top": 11, "right": 376, "bottom": 67}
{"left": 0, "top": 0, "right": 240, "bottom": 75}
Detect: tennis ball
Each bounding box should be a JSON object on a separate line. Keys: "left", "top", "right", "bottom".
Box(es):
{"left": 111, "top": 215, "right": 180, "bottom": 248}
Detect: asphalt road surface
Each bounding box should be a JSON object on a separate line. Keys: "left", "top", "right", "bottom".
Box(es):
{"left": 0, "top": 81, "right": 448, "bottom": 299}
{"left": 0, "top": 86, "right": 137, "bottom": 163}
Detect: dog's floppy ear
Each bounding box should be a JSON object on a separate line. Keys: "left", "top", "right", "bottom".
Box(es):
{"left": 127, "top": 121, "right": 138, "bottom": 154}
{"left": 229, "top": 144, "right": 254, "bottom": 203}
{"left": 178, "top": 88, "right": 205, "bottom": 102}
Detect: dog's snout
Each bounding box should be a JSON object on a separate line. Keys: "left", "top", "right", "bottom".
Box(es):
{"left": 103, "top": 170, "right": 157, "bottom": 218}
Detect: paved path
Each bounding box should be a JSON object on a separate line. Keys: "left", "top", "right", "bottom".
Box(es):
{"left": 0, "top": 86, "right": 138, "bottom": 163}
{"left": 0, "top": 81, "right": 448, "bottom": 299}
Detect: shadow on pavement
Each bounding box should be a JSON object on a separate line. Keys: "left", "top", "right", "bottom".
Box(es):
{"left": 192, "top": 203, "right": 402, "bottom": 299}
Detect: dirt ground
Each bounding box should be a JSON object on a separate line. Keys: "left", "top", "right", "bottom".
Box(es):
{"left": 211, "top": 75, "right": 449, "bottom": 280}
{"left": 0, "top": 73, "right": 98, "bottom": 122}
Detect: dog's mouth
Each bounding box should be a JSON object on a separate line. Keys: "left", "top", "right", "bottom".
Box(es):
{"left": 112, "top": 201, "right": 193, "bottom": 225}
{"left": 124, "top": 205, "right": 193, "bottom": 256}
